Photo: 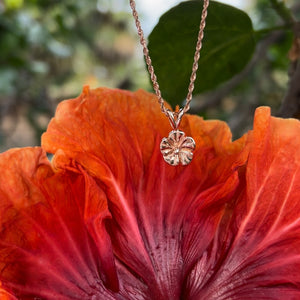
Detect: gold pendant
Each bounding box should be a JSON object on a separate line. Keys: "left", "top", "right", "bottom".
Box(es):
{"left": 160, "top": 130, "right": 195, "bottom": 166}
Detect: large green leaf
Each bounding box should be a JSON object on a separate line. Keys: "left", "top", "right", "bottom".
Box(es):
{"left": 148, "top": 0, "right": 256, "bottom": 106}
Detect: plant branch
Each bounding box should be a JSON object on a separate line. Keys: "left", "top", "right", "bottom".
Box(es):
{"left": 277, "top": 22, "right": 300, "bottom": 118}
{"left": 277, "top": 59, "right": 300, "bottom": 118}
{"left": 270, "top": 0, "right": 296, "bottom": 26}
{"left": 269, "top": 0, "right": 300, "bottom": 118}
{"left": 255, "top": 24, "right": 291, "bottom": 38}
{"left": 191, "top": 31, "right": 285, "bottom": 112}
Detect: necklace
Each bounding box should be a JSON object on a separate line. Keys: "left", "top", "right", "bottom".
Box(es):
{"left": 129, "top": 0, "right": 210, "bottom": 166}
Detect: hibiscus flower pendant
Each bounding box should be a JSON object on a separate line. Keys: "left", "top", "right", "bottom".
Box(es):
{"left": 160, "top": 130, "right": 195, "bottom": 166}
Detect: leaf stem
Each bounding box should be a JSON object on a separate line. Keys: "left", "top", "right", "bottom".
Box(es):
{"left": 269, "top": 0, "right": 296, "bottom": 26}
{"left": 255, "top": 24, "right": 291, "bottom": 37}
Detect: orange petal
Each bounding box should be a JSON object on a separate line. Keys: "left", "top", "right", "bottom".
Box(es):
{"left": 2, "top": 87, "right": 300, "bottom": 298}
{"left": 0, "top": 148, "right": 120, "bottom": 298}
{"left": 42, "top": 87, "right": 248, "bottom": 297}
{"left": 42, "top": 86, "right": 170, "bottom": 182}
{"left": 42, "top": 86, "right": 247, "bottom": 182}
{"left": 186, "top": 107, "right": 300, "bottom": 299}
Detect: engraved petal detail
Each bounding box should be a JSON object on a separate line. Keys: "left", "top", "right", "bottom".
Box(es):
{"left": 160, "top": 130, "right": 196, "bottom": 166}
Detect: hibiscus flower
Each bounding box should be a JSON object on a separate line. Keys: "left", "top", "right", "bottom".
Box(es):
{"left": 0, "top": 86, "right": 300, "bottom": 299}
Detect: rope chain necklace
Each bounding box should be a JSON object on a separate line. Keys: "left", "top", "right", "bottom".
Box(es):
{"left": 129, "top": 0, "right": 210, "bottom": 166}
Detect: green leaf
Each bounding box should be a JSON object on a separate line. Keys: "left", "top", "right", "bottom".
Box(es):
{"left": 148, "top": 0, "right": 256, "bottom": 106}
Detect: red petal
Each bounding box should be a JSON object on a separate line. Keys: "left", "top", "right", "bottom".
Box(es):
{"left": 5, "top": 87, "right": 298, "bottom": 298}
{"left": 42, "top": 87, "right": 248, "bottom": 297}
{"left": 0, "top": 148, "right": 119, "bottom": 298}
{"left": 0, "top": 283, "right": 17, "bottom": 300}
{"left": 186, "top": 107, "right": 300, "bottom": 299}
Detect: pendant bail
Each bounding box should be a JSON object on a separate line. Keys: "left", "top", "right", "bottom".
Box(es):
{"left": 166, "top": 108, "right": 184, "bottom": 130}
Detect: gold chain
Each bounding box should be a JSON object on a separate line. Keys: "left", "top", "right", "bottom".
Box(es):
{"left": 129, "top": 0, "right": 210, "bottom": 128}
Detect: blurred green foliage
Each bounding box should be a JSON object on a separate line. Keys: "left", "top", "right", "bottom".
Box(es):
{"left": 0, "top": 0, "right": 299, "bottom": 148}
{"left": 0, "top": 0, "right": 148, "bottom": 149}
